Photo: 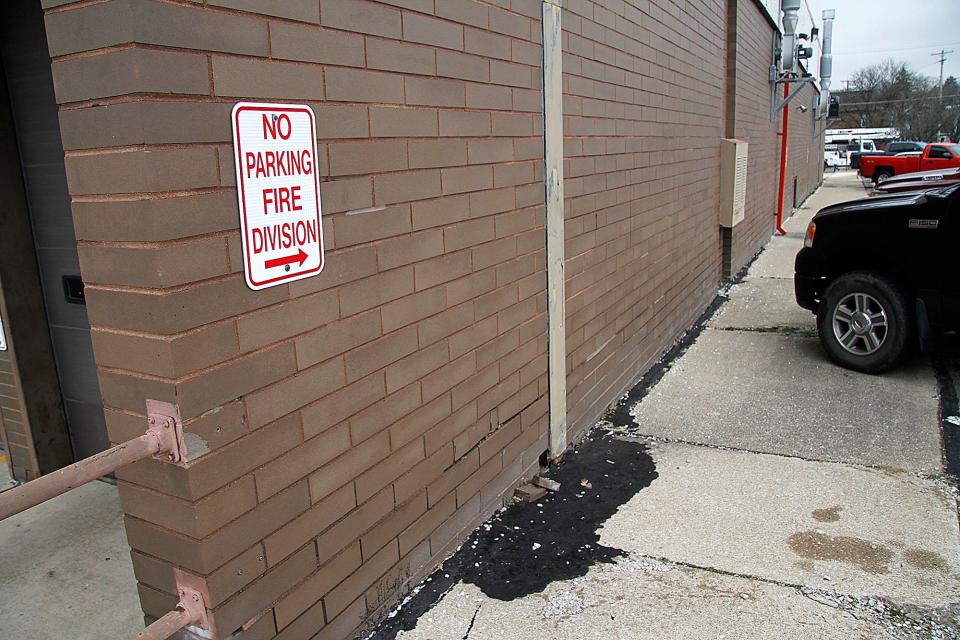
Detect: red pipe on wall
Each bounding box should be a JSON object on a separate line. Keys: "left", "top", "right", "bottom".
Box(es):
{"left": 775, "top": 81, "right": 790, "bottom": 236}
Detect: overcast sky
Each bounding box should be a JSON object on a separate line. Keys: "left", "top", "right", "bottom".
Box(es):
{"left": 803, "top": 0, "right": 960, "bottom": 88}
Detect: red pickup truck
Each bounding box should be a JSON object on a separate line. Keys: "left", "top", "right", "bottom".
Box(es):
{"left": 860, "top": 143, "right": 960, "bottom": 183}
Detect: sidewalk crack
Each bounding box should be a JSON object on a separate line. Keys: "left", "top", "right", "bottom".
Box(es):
{"left": 462, "top": 604, "right": 481, "bottom": 640}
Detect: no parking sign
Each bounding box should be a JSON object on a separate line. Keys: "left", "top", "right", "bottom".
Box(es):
{"left": 231, "top": 103, "right": 325, "bottom": 290}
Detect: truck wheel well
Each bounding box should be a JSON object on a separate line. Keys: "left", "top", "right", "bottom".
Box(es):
{"left": 824, "top": 265, "right": 915, "bottom": 302}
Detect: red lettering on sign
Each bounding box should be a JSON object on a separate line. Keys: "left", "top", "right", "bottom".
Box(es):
{"left": 262, "top": 113, "right": 293, "bottom": 140}
{"left": 244, "top": 150, "right": 313, "bottom": 179}
{"left": 233, "top": 103, "right": 324, "bottom": 290}
{"left": 251, "top": 219, "right": 319, "bottom": 254}
{"left": 277, "top": 113, "right": 291, "bottom": 139}
{"left": 262, "top": 114, "right": 276, "bottom": 139}
{"left": 291, "top": 185, "right": 301, "bottom": 211}
{"left": 261, "top": 186, "right": 304, "bottom": 214}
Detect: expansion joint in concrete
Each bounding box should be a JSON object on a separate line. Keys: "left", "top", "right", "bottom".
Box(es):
{"left": 626, "top": 551, "right": 960, "bottom": 638}
{"left": 713, "top": 325, "right": 818, "bottom": 337}
{"left": 629, "top": 433, "right": 945, "bottom": 484}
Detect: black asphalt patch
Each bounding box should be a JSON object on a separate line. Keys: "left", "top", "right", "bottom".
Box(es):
{"left": 367, "top": 264, "right": 747, "bottom": 639}
{"left": 368, "top": 433, "right": 657, "bottom": 639}
{"left": 933, "top": 336, "right": 960, "bottom": 478}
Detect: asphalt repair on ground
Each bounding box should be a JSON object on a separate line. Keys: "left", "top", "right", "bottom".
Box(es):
{"left": 370, "top": 435, "right": 658, "bottom": 639}
{"left": 933, "top": 335, "right": 960, "bottom": 478}
{"left": 369, "top": 173, "right": 960, "bottom": 640}
{"left": 369, "top": 285, "right": 738, "bottom": 639}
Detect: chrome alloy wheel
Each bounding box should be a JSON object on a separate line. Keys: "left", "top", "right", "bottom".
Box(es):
{"left": 832, "top": 292, "right": 888, "bottom": 355}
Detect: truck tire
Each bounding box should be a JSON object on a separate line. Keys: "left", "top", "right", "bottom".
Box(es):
{"left": 873, "top": 169, "right": 893, "bottom": 184}
{"left": 816, "top": 271, "right": 913, "bottom": 374}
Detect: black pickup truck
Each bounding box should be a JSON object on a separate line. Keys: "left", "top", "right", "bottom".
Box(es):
{"left": 795, "top": 184, "right": 959, "bottom": 373}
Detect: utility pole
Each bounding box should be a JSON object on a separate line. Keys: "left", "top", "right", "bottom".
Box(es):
{"left": 932, "top": 49, "right": 953, "bottom": 104}
{"left": 932, "top": 49, "right": 953, "bottom": 140}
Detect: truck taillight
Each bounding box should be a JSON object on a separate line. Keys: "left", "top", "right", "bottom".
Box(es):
{"left": 804, "top": 222, "right": 816, "bottom": 247}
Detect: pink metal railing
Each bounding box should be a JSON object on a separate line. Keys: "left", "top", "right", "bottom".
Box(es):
{"left": 0, "top": 412, "right": 179, "bottom": 522}
{"left": 0, "top": 401, "right": 212, "bottom": 639}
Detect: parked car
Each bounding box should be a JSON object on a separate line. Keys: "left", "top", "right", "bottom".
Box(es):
{"left": 883, "top": 141, "right": 926, "bottom": 155}
{"left": 860, "top": 143, "right": 960, "bottom": 184}
{"left": 794, "top": 184, "right": 959, "bottom": 373}
{"left": 872, "top": 167, "right": 960, "bottom": 195}
{"left": 848, "top": 140, "right": 882, "bottom": 169}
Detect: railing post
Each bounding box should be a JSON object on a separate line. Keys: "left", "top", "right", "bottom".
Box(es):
{"left": 135, "top": 586, "right": 210, "bottom": 640}
{"left": 0, "top": 400, "right": 183, "bottom": 521}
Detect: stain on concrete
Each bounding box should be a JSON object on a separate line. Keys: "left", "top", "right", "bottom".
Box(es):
{"left": 904, "top": 548, "right": 950, "bottom": 573}
{"left": 812, "top": 506, "right": 842, "bottom": 522}
{"left": 795, "top": 558, "right": 816, "bottom": 573}
{"left": 788, "top": 531, "right": 893, "bottom": 574}
{"left": 875, "top": 465, "right": 909, "bottom": 476}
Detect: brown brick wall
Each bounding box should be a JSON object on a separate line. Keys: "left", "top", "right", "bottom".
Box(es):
{"left": 560, "top": 0, "right": 727, "bottom": 438}
{"left": 0, "top": 289, "right": 37, "bottom": 481}
{"left": 725, "top": 0, "right": 779, "bottom": 275}
{"left": 785, "top": 79, "right": 825, "bottom": 212}
{"left": 45, "top": 0, "right": 547, "bottom": 638}
{"left": 39, "top": 0, "right": 826, "bottom": 638}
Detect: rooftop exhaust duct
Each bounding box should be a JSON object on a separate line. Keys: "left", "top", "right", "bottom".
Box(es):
{"left": 820, "top": 9, "right": 836, "bottom": 114}
{"left": 780, "top": 0, "right": 802, "bottom": 72}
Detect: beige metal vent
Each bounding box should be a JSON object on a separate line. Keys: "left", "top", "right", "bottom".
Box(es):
{"left": 720, "top": 138, "right": 748, "bottom": 228}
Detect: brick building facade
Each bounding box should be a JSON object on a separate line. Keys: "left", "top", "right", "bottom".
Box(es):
{"left": 0, "top": 0, "right": 824, "bottom": 638}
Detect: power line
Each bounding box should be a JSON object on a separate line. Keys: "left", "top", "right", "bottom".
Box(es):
{"left": 802, "top": 0, "right": 815, "bottom": 27}
{"left": 802, "top": 0, "right": 820, "bottom": 55}
{"left": 834, "top": 58, "right": 952, "bottom": 88}
{"left": 833, "top": 41, "right": 960, "bottom": 56}
{"left": 842, "top": 93, "right": 960, "bottom": 107}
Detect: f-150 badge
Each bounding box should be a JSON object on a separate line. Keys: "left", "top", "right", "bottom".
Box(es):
{"left": 908, "top": 219, "right": 939, "bottom": 229}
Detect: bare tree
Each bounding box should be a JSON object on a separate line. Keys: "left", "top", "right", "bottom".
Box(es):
{"left": 835, "top": 60, "right": 959, "bottom": 141}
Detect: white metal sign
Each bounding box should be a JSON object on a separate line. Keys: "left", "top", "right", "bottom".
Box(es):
{"left": 231, "top": 102, "right": 325, "bottom": 290}
{"left": 0, "top": 314, "right": 6, "bottom": 351}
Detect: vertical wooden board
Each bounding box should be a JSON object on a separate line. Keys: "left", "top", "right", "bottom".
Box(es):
{"left": 541, "top": 1, "right": 567, "bottom": 457}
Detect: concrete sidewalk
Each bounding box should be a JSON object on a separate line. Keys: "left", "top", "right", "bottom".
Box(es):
{"left": 389, "top": 171, "right": 960, "bottom": 639}
{"left": 0, "top": 459, "right": 143, "bottom": 638}
{"left": 3, "top": 172, "right": 958, "bottom": 640}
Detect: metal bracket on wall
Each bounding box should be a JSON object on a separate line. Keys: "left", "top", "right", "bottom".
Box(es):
{"left": 770, "top": 74, "right": 817, "bottom": 123}
{"left": 812, "top": 95, "right": 841, "bottom": 139}
{"left": 135, "top": 569, "right": 213, "bottom": 639}
{"left": 769, "top": 30, "right": 818, "bottom": 123}
{"left": 135, "top": 586, "right": 211, "bottom": 640}
{"left": 145, "top": 399, "right": 187, "bottom": 465}
{"left": 0, "top": 399, "right": 187, "bottom": 521}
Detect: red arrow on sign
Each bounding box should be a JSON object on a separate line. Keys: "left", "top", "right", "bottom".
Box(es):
{"left": 265, "top": 248, "right": 308, "bottom": 269}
